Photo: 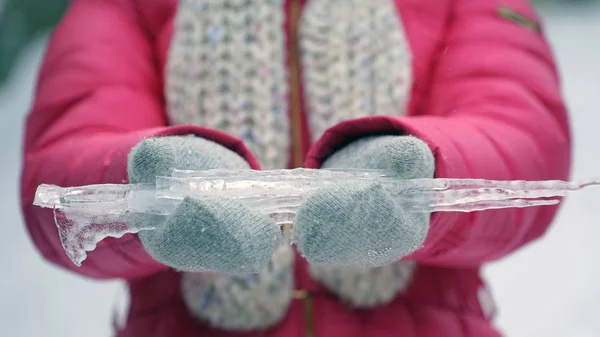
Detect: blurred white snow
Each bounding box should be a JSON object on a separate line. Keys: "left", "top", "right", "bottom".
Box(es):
{"left": 0, "top": 4, "right": 599, "bottom": 337}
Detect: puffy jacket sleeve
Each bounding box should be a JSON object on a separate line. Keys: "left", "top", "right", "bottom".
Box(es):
{"left": 21, "top": 0, "right": 259, "bottom": 279}
{"left": 305, "top": 0, "right": 572, "bottom": 266}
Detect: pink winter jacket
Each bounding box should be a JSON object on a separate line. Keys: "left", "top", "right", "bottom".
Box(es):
{"left": 20, "top": 0, "right": 571, "bottom": 336}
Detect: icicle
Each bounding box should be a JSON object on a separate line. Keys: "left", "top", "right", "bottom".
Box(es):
{"left": 33, "top": 169, "right": 599, "bottom": 266}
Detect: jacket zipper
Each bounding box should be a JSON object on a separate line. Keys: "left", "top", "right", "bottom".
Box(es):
{"left": 288, "top": 0, "right": 304, "bottom": 168}
{"left": 293, "top": 289, "right": 315, "bottom": 337}
{"left": 289, "top": 2, "right": 314, "bottom": 336}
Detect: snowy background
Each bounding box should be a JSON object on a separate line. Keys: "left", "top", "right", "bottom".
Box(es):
{"left": 1, "top": 4, "right": 599, "bottom": 337}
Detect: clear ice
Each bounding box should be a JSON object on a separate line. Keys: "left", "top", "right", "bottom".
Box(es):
{"left": 33, "top": 168, "right": 599, "bottom": 266}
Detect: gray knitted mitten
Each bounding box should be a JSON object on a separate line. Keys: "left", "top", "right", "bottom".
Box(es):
{"left": 294, "top": 135, "right": 435, "bottom": 267}
{"left": 127, "top": 135, "right": 281, "bottom": 274}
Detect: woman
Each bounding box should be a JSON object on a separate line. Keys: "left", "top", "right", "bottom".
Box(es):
{"left": 20, "top": 0, "right": 571, "bottom": 336}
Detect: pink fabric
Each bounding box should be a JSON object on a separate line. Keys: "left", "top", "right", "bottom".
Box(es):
{"left": 20, "top": 0, "right": 261, "bottom": 280}
{"left": 20, "top": 0, "right": 571, "bottom": 336}
{"left": 305, "top": 0, "right": 571, "bottom": 266}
